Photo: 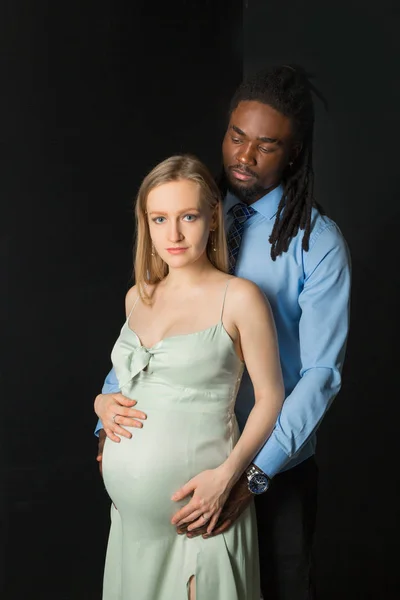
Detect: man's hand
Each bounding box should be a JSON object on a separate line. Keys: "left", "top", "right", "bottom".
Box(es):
{"left": 96, "top": 429, "right": 117, "bottom": 512}
{"left": 96, "top": 429, "right": 107, "bottom": 477}
{"left": 94, "top": 392, "right": 147, "bottom": 442}
{"left": 175, "top": 473, "right": 253, "bottom": 538}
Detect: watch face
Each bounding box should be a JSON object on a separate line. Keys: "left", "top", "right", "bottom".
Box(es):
{"left": 248, "top": 473, "right": 269, "bottom": 495}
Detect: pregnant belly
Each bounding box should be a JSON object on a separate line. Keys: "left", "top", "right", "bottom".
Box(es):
{"left": 102, "top": 408, "right": 236, "bottom": 538}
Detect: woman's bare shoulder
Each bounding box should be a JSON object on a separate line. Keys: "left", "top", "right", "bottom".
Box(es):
{"left": 228, "top": 276, "right": 269, "bottom": 305}
{"left": 125, "top": 285, "right": 138, "bottom": 316}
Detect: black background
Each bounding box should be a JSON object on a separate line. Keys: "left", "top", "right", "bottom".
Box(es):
{"left": 2, "top": 1, "right": 399, "bottom": 598}
{"left": 2, "top": 2, "right": 242, "bottom": 598}
{"left": 244, "top": 2, "right": 400, "bottom": 598}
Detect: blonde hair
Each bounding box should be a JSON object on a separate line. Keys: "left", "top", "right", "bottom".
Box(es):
{"left": 134, "top": 154, "right": 228, "bottom": 304}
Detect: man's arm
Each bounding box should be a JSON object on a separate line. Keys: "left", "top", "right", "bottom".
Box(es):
{"left": 182, "top": 223, "right": 351, "bottom": 539}
{"left": 94, "top": 367, "right": 120, "bottom": 437}
{"left": 253, "top": 223, "right": 351, "bottom": 476}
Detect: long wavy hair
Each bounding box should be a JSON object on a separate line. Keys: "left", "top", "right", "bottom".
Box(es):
{"left": 134, "top": 154, "right": 228, "bottom": 304}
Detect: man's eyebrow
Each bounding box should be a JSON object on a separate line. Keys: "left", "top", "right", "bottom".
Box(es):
{"left": 231, "top": 125, "right": 279, "bottom": 144}
{"left": 231, "top": 125, "right": 246, "bottom": 136}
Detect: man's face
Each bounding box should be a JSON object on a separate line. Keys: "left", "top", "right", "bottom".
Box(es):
{"left": 222, "top": 100, "right": 298, "bottom": 204}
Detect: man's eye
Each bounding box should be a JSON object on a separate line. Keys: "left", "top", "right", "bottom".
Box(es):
{"left": 260, "top": 147, "right": 271, "bottom": 153}
{"left": 231, "top": 137, "right": 241, "bottom": 143}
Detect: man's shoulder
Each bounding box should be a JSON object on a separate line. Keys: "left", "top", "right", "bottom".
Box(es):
{"left": 309, "top": 207, "right": 346, "bottom": 250}
{"left": 304, "top": 207, "right": 350, "bottom": 273}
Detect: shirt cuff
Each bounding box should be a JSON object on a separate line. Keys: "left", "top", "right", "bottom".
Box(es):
{"left": 253, "top": 435, "right": 290, "bottom": 479}
{"left": 101, "top": 380, "right": 120, "bottom": 395}
{"left": 94, "top": 419, "right": 103, "bottom": 438}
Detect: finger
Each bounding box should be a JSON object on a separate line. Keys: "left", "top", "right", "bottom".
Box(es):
{"left": 112, "top": 424, "right": 132, "bottom": 439}
{"left": 113, "top": 394, "right": 139, "bottom": 407}
{"left": 187, "top": 512, "right": 213, "bottom": 532}
{"left": 175, "top": 509, "right": 204, "bottom": 527}
{"left": 104, "top": 428, "right": 121, "bottom": 443}
{"left": 207, "top": 518, "right": 232, "bottom": 537}
{"left": 115, "top": 407, "right": 147, "bottom": 420}
{"left": 171, "top": 480, "right": 196, "bottom": 503}
{"left": 176, "top": 522, "right": 207, "bottom": 536}
{"left": 98, "top": 430, "right": 106, "bottom": 452}
{"left": 115, "top": 416, "right": 145, "bottom": 428}
{"left": 185, "top": 524, "right": 208, "bottom": 538}
{"left": 171, "top": 498, "right": 200, "bottom": 525}
{"left": 207, "top": 508, "right": 222, "bottom": 535}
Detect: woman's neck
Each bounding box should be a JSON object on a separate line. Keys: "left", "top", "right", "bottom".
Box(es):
{"left": 162, "top": 256, "right": 216, "bottom": 290}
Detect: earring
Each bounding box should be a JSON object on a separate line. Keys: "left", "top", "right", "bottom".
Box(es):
{"left": 151, "top": 243, "right": 155, "bottom": 256}
{"left": 210, "top": 230, "right": 217, "bottom": 252}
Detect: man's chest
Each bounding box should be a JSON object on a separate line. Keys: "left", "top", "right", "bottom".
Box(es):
{"left": 233, "top": 221, "right": 304, "bottom": 311}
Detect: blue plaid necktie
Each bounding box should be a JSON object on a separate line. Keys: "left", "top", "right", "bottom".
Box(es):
{"left": 227, "top": 203, "right": 255, "bottom": 274}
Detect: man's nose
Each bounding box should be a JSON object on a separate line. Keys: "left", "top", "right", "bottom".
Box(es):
{"left": 236, "top": 143, "right": 256, "bottom": 166}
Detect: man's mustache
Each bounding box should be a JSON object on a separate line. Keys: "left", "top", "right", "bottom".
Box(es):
{"left": 229, "top": 165, "right": 259, "bottom": 179}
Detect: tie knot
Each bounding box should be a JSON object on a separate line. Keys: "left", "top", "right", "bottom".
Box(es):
{"left": 231, "top": 203, "right": 255, "bottom": 223}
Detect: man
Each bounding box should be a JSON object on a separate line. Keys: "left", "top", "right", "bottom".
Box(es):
{"left": 94, "top": 65, "right": 351, "bottom": 599}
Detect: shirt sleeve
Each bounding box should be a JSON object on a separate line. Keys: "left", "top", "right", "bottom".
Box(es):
{"left": 94, "top": 367, "right": 120, "bottom": 437}
{"left": 253, "top": 223, "right": 352, "bottom": 477}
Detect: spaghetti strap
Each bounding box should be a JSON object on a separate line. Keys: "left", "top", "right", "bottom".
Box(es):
{"left": 220, "top": 278, "right": 234, "bottom": 321}
{"left": 126, "top": 295, "right": 140, "bottom": 321}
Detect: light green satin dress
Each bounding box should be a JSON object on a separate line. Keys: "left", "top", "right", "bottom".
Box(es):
{"left": 102, "top": 291, "right": 260, "bottom": 600}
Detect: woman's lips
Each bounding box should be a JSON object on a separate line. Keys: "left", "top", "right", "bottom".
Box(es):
{"left": 166, "top": 248, "right": 188, "bottom": 254}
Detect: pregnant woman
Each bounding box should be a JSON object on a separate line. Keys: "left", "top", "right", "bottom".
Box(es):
{"left": 98, "top": 154, "right": 284, "bottom": 600}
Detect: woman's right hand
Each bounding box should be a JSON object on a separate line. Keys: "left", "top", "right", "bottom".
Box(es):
{"left": 94, "top": 392, "right": 147, "bottom": 442}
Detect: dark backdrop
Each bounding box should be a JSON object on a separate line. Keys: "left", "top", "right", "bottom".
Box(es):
{"left": 2, "top": 1, "right": 398, "bottom": 599}
{"left": 1, "top": 2, "right": 242, "bottom": 598}
{"left": 244, "top": 1, "right": 400, "bottom": 599}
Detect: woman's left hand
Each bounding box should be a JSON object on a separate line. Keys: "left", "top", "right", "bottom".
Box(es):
{"left": 171, "top": 466, "right": 233, "bottom": 535}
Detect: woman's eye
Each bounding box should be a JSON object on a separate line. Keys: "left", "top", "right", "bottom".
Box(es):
{"left": 153, "top": 217, "right": 166, "bottom": 224}
{"left": 183, "top": 214, "right": 197, "bottom": 222}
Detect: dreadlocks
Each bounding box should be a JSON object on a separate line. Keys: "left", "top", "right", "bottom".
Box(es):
{"left": 227, "top": 64, "right": 327, "bottom": 260}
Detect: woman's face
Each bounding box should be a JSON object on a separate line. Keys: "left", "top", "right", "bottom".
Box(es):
{"left": 146, "top": 179, "right": 214, "bottom": 270}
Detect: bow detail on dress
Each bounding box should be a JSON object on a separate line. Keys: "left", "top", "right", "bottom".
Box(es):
{"left": 129, "top": 346, "right": 153, "bottom": 379}
{"left": 113, "top": 344, "right": 154, "bottom": 389}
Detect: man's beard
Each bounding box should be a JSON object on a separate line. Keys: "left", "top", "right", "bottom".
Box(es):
{"left": 225, "top": 175, "right": 266, "bottom": 205}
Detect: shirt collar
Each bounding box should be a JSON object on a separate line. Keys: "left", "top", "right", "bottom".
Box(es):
{"left": 224, "top": 183, "right": 284, "bottom": 220}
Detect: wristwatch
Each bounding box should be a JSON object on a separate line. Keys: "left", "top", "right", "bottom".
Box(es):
{"left": 245, "top": 464, "right": 270, "bottom": 495}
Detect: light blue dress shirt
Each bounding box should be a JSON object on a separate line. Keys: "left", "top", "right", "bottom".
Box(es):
{"left": 95, "top": 184, "right": 351, "bottom": 478}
